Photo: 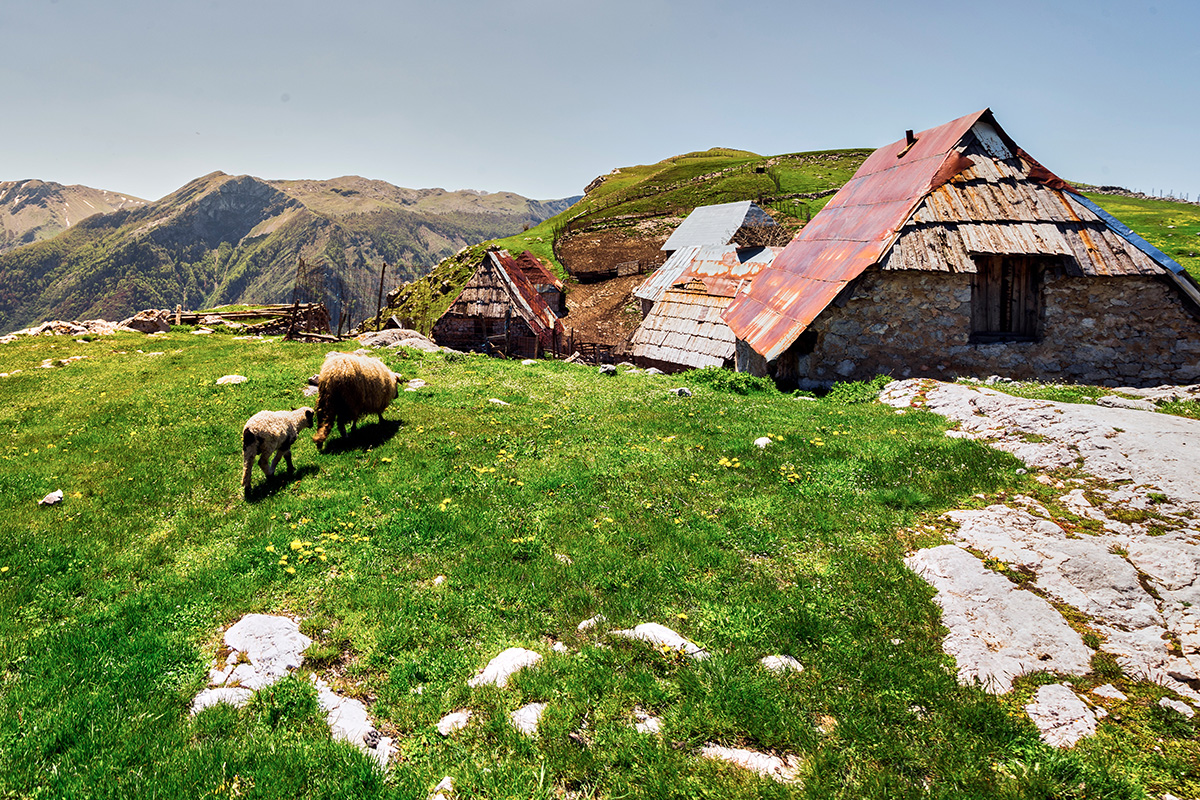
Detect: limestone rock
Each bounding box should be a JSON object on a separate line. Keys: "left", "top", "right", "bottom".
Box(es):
{"left": 760, "top": 655, "right": 804, "bottom": 674}
{"left": 699, "top": 744, "right": 801, "bottom": 783}
{"left": 510, "top": 702, "right": 546, "bottom": 736}
{"left": 632, "top": 706, "right": 662, "bottom": 735}
{"left": 1097, "top": 395, "right": 1157, "bottom": 412}
{"left": 119, "top": 309, "right": 170, "bottom": 333}
{"left": 467, "top": 647, "right": 542, "bottom": 688}
{"left": 905, "top": 545, "right": 1090, "bottom": 693}
{"left": 190, "top": 687, "right": 254, "bottom": 713}
{"left": 610, "top": 622, "right": 708, "bottom": 660}
{"left": 1092, "top": 684, "right": 1127, "bottom": 701}
{"left": 577, "top": 615, "right": 607, "bottom": 632}
{"left": 428, "top": 776, "right": 455, "bottom": 800}
{"left": 1159, "top": 697, "right": 1196, "bottom": 718}
{"left": 670, "top": 387, "right": 692, "bottom": 397}
{"left": 436, "top": 709, "right": 472, "bottom": 736}
{"left": 1024, "top": 683, "right": 1097, "bottom": 747}
{"left": 216, "top": 375, "right": 247, "bottom": 385}
{"left": 521, "top": 359, "right": 537, "bottom": 366}
{"left": 222, "top": 614, "right": 312, "bottom": 690}
{"left": 754, "top": 436, "right": 772, "bottom": 449}
{"left": 599, "top": 364, "right": 617, "bottom": 376}
{"left": 488, "top": 398, "right": 510, "bottom": 406}
{"left": 38, "top": 489, "right": 63, "bottom": 506}
{"left": 313, "top": 675, "right": 394, "bottom": 769}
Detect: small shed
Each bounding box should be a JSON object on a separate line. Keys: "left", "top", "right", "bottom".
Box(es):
{"left": 661, "top": 201, "right": 777, "bottom": 254}
{"left": 628, "top": 245, "right": 781, "bottom": 372}
{"left": 432, "top": 249, "right": 564, "bottom": 358}
{"left": 724, "top": 109, "right": 1200, "bottom": 388}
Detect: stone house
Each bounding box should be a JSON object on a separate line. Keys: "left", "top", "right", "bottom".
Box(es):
{"left": 431, "top": 249, "right": 564, "bottom": 358}
{"left": 723, "top": 109, "right": 1200, "bottom": 388}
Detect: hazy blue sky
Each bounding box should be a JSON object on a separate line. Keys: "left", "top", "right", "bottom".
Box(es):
{"left": 1, "top": 0, "right": 1197, "bottom": 202}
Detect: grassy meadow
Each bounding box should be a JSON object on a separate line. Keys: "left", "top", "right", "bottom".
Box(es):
{"left": 0, "top": 331, "right": 1194, "bottom": 799}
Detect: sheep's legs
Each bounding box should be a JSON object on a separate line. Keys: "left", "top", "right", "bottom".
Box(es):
{"left": 271, "top": 448, "right": 295, "bottom": 474}
{"left": 242, "top": 455, "right": 255, "bottom": 490}
{"left": 260, "top": 452, "right": 273, "bottom": 478}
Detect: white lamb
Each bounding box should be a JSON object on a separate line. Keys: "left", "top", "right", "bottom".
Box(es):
{"left": 241, "top": 407, "right": 315, "bottom": 494}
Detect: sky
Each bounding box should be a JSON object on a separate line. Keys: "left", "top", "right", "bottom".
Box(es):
{"left": 1, "top": 0, "right": 1197, "bottom": 204}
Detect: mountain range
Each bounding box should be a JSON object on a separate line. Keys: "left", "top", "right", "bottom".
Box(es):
{"left": 0, "top": 173, "right": 578, "bottom": 332}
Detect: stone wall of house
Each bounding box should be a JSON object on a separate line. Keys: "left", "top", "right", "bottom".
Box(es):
{"left": 740, "top": 269, "right": 1200, "bottom": 388}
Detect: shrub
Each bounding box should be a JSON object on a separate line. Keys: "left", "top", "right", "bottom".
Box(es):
{"left": 684, "top": 366, "right": 777, "bottom": 395}
{"left": 825, "top": 374, "right": 893, "bottom": 405}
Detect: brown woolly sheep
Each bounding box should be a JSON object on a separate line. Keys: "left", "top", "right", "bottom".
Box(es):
{"left": 242, "top": 407, "right": 315, "bottom": 494}
{"left": 312, "top": 352, "right": 401, "bottom": 449}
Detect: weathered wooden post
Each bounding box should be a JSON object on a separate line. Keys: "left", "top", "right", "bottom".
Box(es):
{"left": 374, "top": 262, "right": 388, "bottom": 332}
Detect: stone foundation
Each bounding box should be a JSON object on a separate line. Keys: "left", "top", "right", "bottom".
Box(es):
{"left": 738, "top": 269, "right": 1200, "bottom": 388}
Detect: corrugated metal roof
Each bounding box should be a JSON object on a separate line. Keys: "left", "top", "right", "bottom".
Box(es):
{"left": 661, "top": 201, "right": 775, "bottom": 252}
{"left": 633, "top": 244, "right": 783, "bottom": 305}
{"left": 724, "top": 108, "right": 1176, "bottom": 361}
{"left": 634, "top": 245, "right": 702, "bottom": 303}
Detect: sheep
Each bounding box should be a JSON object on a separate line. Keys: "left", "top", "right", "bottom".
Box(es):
{"left": 311, "top": 352, "right": 402, "bottom": 449}
{"left": 242, "top": 407, "right": 315, "bottom": 493}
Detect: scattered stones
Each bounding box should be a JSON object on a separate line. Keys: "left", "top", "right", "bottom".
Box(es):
{"left": 406, "top": 378, "right": 427, "bottom": 392}
{"left": 510, "top": 702, "right": 547, "bottom": 737}
{"left": 1024, "top": 684, "right": 1097, "bottom": 747}
{"left": 598, "top": 364, "right": 617, "bottom": 376}
{"left": 432, "top": 574, "right": 447, "bottom": 587}
{"left": 669, "top": 387, "right": 692, "bottom": 397}
{"left": 488, "top": 398, "right": 510, "bottom": 406}
{"left": 577, "top": 615, "right": 607, "bottom": 632}
{"left": 521, "top": 359, "right": 537, "bottom": 366}
{"left": 191, "top": 327, "right": 214, "bottom": 335}
{"left": 38, "top": 489, "right": 63, "bottom": 506}
{"left": 1159, "top": 697, "right": 1196, "bottom": 718}
{"left": 551, "top": 641, "right": 570, "bottom": 654}
{"left": 645, "top": 367, "right": 664, "bottom": 375}
{"left": 554, "top": 553, "right": 573, "bottom": 565}
{"left": 467, "top": 647, "right": 542, "bottom": 688}
{"left": 904, "top": 545, "right": 1090, "bottom": 693}
{"left": 1092, "top": 684, "right": 1128, "bottom": 701}
{"left": 699, "top": 744, "right": 801, "bottom": 784}
{"left": 436, "top": 710, "right": 473, "bottom": 736}
{"left": 610, "top": 623, "right": 708, "bottom": 660}
{"left": 754, "top": 436, "right": 772, "bottom": 449}
{"left": 760, "top": 655, "right": 804, "bottom": 674}
{"left": 119, "top": 309, "right": 171, "bottom": 333}
{"left": 216, "top": 375, "right": 247, "bottom": 385}
{"left": 190, "top": 614, "right": 393, "bottom": 767}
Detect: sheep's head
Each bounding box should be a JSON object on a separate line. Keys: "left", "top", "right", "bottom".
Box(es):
{"left": 391, "top": 372, "right": 402, "bottom": 399}
{"left": 299, "top": 407, "right": 315, "bottom": 430}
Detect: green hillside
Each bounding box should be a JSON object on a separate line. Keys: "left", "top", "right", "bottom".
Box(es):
{"left": 384, "top": 148, "right": 872, "bottom": 333}
{"left": 0, "top": 332, "right": 1191, "bottom": 798}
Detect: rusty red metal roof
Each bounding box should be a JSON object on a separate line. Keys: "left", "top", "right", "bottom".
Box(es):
{"left": 509, "top": 250, "right": 565, "bottom": 292}
{"left": 724, "top": 109, "right": 998, "bottom": 360}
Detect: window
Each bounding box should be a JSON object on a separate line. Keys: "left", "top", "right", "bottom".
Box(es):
{"left": 971, "top": 256, "right": 1043, "bottom": 342}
